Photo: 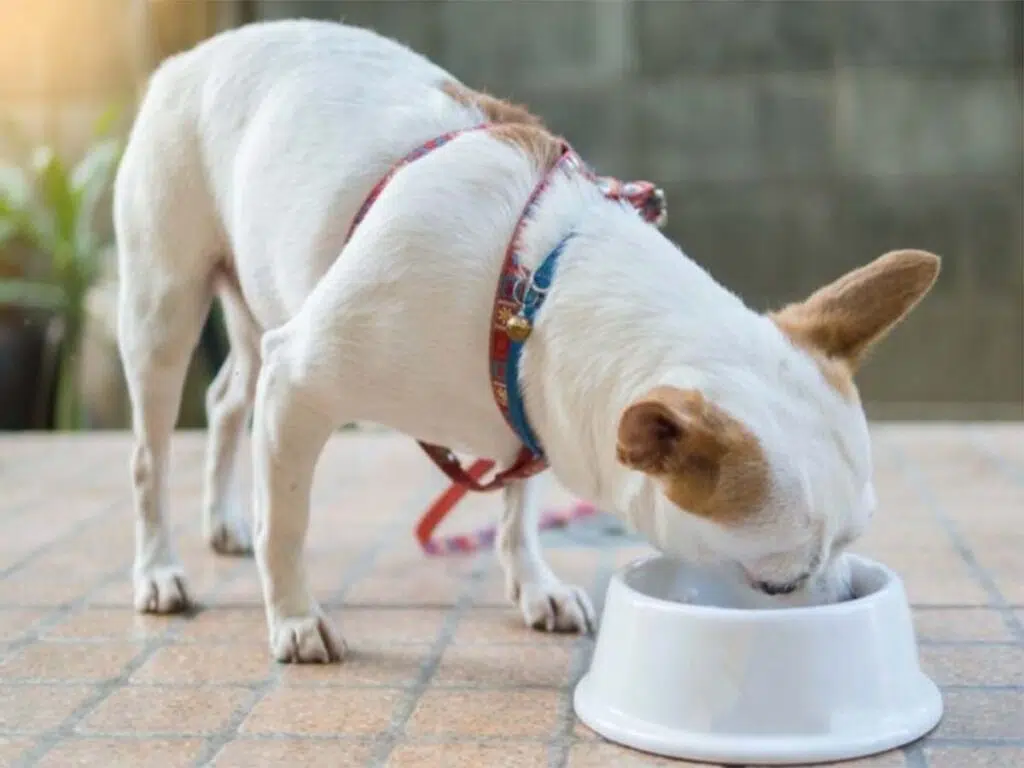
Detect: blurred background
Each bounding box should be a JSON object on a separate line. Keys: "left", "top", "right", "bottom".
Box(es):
{"left": 0, "top": 0, "right": 1021, "bottom": 432}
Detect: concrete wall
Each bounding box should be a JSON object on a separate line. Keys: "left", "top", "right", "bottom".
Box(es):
{"left": 252, "top": 0, "right": 1023, "bottom": 417}
{"left": 6, "top": 1, "right": 1017, "bottom": 417}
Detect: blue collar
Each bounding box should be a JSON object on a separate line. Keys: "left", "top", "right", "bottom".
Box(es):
{"left": 501, "top": 233, "right": 575, "bottom": 458}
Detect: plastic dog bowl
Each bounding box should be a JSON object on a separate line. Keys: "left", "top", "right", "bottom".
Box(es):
{"left": 573, "top": 554, "right": 942, "bottom": 765}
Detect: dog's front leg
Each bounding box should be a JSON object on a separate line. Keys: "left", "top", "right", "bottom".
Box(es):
{"left": 251, "top": 335, "right": 344, "bottom": 663}
{"left": 497, "top": 475, "right": 595, "bottom": 633}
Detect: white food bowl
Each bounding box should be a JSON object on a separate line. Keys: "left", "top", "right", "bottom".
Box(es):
{"left": 574, "top": 554, "right": 942, "bottom": 765}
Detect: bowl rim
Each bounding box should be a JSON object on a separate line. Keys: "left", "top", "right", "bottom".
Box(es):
{"left": 573, "top": 670, "right": 944, "bottom": 765}
{"left": 614, "top": 552, "right": 900, "bottom": 621}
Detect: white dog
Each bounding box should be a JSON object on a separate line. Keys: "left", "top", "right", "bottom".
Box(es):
{"left": 115, "top": 19, "right": 939, "bottom": 663}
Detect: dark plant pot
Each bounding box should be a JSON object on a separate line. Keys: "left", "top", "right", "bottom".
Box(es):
{"left": 0, "top": 308, "right": 62, "bottom": 430}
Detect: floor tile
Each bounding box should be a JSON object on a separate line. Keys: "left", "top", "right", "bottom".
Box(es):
{"left": 78, "top": 686, "right": 251, "bottom": 735}
{"left": 0, "top": 576, "right": 95, "bottom": 607}
{"left": 0, "top": 428, "right": 1020, "bottom": 759}
{"left": 934, "top": 689, "right": 1024, "bottom": 739}
{"left": 131, "top": 643, "right": 273, "bottom": 685}
{"left": 36, "top": 738, "right": 206, "bottom": 767}
{"left": 453, "top": 611, "right": 577, "bottom": 645}
{"left": 279, "top": 644, "right": 427, "bottom": 687}
{"left": 240, "top": 688, "right": 400, "bottom": 736}
{"left": 386, "top": 742, "right": 548, "bottom": 767}
{"left": 0, "top": 609, "right": 47, "bottom": 643}
{"left": 926, "top": 746, "right": 1024, "bottom": 768}
{"left": 0, "top": 685, "right": 95, "bottom": 732}
{"left": 432, "top": 642, "right": 575, "bottom": 687}
{"left": 330, "top": 608, "right": 447, "bottom": 646}
{"left": 344, "top": 574, "right": 467, "bottom": 608}
{"left": 0, "top": 641, "right": 142, "bottom": 683}
{"left": 172, "top": 609, "right": 266, "bottom": 643}
{"left": 566, "top": 742, "right": 720, "bottom": 766}
{"left": 405, "top": 690, "right": 561, "bottom": 738}
{"left": 44, "top": 608, "right": 171, "bottom": 641}
{"left": 212, "top": 738, "right": 374, "bottom": 767}
{"left": 913, "top": 609, "right": 1016, "bottom": 643}
{"left": 920, "top": 645, "right": 1024, "bottom": 687}
{"left": 0, "top": 737, "right": 34, "bottom": 764}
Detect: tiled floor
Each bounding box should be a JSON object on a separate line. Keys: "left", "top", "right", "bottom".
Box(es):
{"left": 0, "top": 424, "right": 1020, "bottom": 767}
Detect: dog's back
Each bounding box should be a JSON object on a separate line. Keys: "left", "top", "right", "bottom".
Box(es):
{"left": 116, "top": 20, "right": 478, "bottom": 328}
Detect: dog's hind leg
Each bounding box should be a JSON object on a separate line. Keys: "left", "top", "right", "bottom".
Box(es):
{"left": 118, "top": 267, "right": 212, "bottom": 613}
{"left": 497, "top": 474, "right": 595, "bottom": 634}
{"left": 115, "top": 65, "right": 222, "bottom": 613}
{"left": 202, "top": 274, "right": 261, "bottom": 556}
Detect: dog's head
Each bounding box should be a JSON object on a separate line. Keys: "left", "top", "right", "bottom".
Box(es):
{"left": 616, "top": 250, "right": 940, "bottom": 603}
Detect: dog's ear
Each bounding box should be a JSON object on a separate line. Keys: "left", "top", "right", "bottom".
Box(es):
{"left": 617, "top": 388, "right": 730, "bottom": 476}
{"left": 616, "top": 387, "right": 767, "bottom": 520}
{"left": 771, "top": 249, "right": 940, "bottom": 369}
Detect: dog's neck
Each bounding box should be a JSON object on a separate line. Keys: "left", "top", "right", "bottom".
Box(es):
{"left": 515, "top": 174, "right": 786, "bottom": 537}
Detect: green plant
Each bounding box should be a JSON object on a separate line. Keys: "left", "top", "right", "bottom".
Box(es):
{"left": 0, "top": 107, "right": 123, "bottom": 430}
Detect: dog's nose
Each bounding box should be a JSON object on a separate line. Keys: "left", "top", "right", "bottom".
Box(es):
{"left": 752, "top": 579, "right": 801, "bottom": 596}
{"left": 749, "top": 571, "right": 811, "bottom": 596}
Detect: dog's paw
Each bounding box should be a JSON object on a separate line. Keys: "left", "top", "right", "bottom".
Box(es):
{"left": 206, "top": 516, "right": 253, "bottom": 556}
{"left": 270, "top": 613, "right": 346, "bottom": 664}
{"left": 515, "top": 581, "right": 595, "bottom": 634}
{"left": 134, "top": 566, "right": 191, "bottom": 614}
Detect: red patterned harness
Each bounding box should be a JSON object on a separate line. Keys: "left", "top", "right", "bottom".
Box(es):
{"left": 341, "top": 124, "right": 666, "bottom": 554}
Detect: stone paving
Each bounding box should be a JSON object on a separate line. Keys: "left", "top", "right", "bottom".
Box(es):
{"left": 0, "top": 424, "right": 1020, "bottom": 766}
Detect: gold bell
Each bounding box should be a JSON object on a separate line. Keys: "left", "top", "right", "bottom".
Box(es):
{"left": 505, "top": 314, "right": 533, "bottom": 343}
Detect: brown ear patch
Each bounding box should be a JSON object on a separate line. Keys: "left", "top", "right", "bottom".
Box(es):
{"left": 617, "top": 387, "right": 769, "bottom": 524}
{"left": 441, "top": 81, "right": 543, "bottom": 127}
{"left": 770, "top": 249, "right": 941, "bottom": 371}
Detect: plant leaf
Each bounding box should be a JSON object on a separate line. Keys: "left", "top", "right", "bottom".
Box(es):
{"left": 71, "top": 138, "right": 120, "bottom": 194}
{"left": 30, "top": 146, "right": 76, "bottom": 264}
{"left": 0, "top": 279, "right": 66, "bottom": 311}
{"left": 0, "top": 166, "right": 35, "bottom": 255}
{"left": 72, "top": 138, "right": 121, "bottom": 253}
{"left": 92, "top": 103, "right": 123, "bottom": 139}
{"left": 0, "top": 165, "right": 31, "bottom": 211}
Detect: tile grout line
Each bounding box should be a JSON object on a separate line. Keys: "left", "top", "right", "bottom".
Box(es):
{"left": 366, "top": 549, "right": 491, "bottom": 767}
{"left": 904, "top": 741, "right": 930, "bottom": 768}
{"left": 889, "top": 441, "right": 1024, "bottom": 643}
{"left": 191, "top": 466, "right": 445, "bottom": 766}
{"left": 546, "top": 548, "right": 612, "bottom": 768}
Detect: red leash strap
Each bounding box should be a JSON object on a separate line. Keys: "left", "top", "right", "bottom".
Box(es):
{"left": 414, "top": 457, "right": 493, "bottom": 552}
{"left": 415, "top": 443, "right": 546, "bottom": 553}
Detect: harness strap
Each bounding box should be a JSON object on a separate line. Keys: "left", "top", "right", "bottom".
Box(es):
{"left": 340, "top": 123, "right": 666, "bottom": 555}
